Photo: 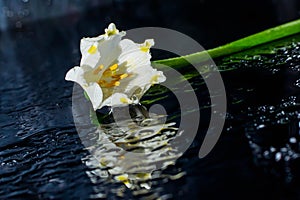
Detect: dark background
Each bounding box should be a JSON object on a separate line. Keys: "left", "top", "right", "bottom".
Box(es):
{"left": 2, "top": 0, "right": 300, "bottom": 49}
{"left": 0, "top": 0, "right": 300, "bottom": 199}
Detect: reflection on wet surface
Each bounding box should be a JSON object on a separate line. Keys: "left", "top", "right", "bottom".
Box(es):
{"left": 83, "top": 114, "right": 184, "bottom": 199}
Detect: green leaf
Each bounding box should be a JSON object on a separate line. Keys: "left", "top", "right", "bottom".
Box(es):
{"left": 84, "top": 91, "right": 90, "bottom": 101}
{"left": 90, "top": 109, "right": 100, "bottom": 126}
{"left": 154, "top": 18, "right": 300, "bottom": 69}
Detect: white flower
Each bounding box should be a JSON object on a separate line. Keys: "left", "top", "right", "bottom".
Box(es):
{"left": 65, "top": 23, "right": 166, "bottom": 110}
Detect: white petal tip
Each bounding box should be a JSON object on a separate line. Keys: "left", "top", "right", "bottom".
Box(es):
{"left": 65, "top": 68, "right": 77, "bottom": 82}
{"left": 145, "top": 39, "right": 155, "bottom": 47}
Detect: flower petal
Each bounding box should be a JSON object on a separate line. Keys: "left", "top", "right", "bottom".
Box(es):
{"left": 118, "top": 39, "right": 153, "bottom": 69}
{"left": 65, "top": 67, "right": 103, "bottom": 110}
{"left": 80, "top": 35, "right": 104, "bottom": 54}
{"left": 65, "top": 66, "right": 86, "bottom": 86}
{"left": 80, "top": 24, "right": 125, "bottom": 69}
{"left": 80, "top": 36, "right": 125, "bottom": 71}
{"left": 85, "top": 82, "right": 103, "bottom": 110}
{"left": 100, "top": 93, "right": 132, "bottom": 108}
{"left": 105, "top": 23, "right": 120, "bottom": 36}
{"left": 110, "top": 64, "right": 165, "bottom": 100}
{"left": 114, "top": 38, "right": 165, "bottom": 102}
{"left": 97, "top": 34, "right": 123, "bottom": 69}
{"left": 80, "top": 41, "right": 102, "bottom": 69}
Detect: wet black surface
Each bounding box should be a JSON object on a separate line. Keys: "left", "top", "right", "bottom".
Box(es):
{"left": 1, "top": 0, "right": 300, "bottom": 199}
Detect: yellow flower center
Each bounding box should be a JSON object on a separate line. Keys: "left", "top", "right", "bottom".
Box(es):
{"left": 93, "top": 65, "right": 104, "bottom": 75}
{"left": 93, "top": 63, "right": 129, "bottom": 88}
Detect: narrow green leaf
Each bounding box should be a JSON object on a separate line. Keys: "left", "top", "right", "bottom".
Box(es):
{"left": 154, "top": 18, "right": 300, "bottom": 68}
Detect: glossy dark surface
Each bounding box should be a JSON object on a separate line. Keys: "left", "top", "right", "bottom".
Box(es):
{"left": 1, "top": 0, "right": 300, "bottom": 199}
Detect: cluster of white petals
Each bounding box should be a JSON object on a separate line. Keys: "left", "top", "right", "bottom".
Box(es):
{"left": 65, "top": 23, "right": 166, "bottom": 110}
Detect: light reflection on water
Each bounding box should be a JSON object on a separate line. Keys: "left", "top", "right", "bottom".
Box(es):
{"left": 82, "top": 111, "right": 185, "bottom": 198}
{"left": 71, "top": 79, "right": 187, "bottom": 198}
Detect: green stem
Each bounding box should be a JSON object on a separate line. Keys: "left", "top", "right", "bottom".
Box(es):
{"left": 153, "top": 18, "right": 300, "bottom": 68}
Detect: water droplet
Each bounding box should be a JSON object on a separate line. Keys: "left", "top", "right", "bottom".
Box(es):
{"left": 275, "top": 152, "right": 282, "bottom": 161}
{"left": 269, "top": 106, "right": 275, "bottom": 112}
{"left": 284, "top": 156, "right": 290, "bottom": 161}
{"left": 6, "top": 10, "right": 14, "bottom": 18}
{"left": 286, "top": 57, "right": 293, "bottom": 62}
{"left": 280, "top": 147, "right": 288, "bottom": 152}
{"left": 270, "top": 147, "right": 276, "bottom": 152}
{"left": 15, "top": 21, "right": 22, "bottom": 29}
{"left": 295, "top": 79, "right": 300, "bottom": 88}
{"left": 290, "top": 65, "right": 300, "bottom": 71}
{"left": 263, "top": 151, "right": 270, "bottom": 158}
{"left": 289, "top": 137, "right": 297, "bottom": 143}
{"left": 256, "top": 124, "right": 265, "bottom": 130}
{"left": 253, "top": 55, "right": 261, "bottom": 60}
